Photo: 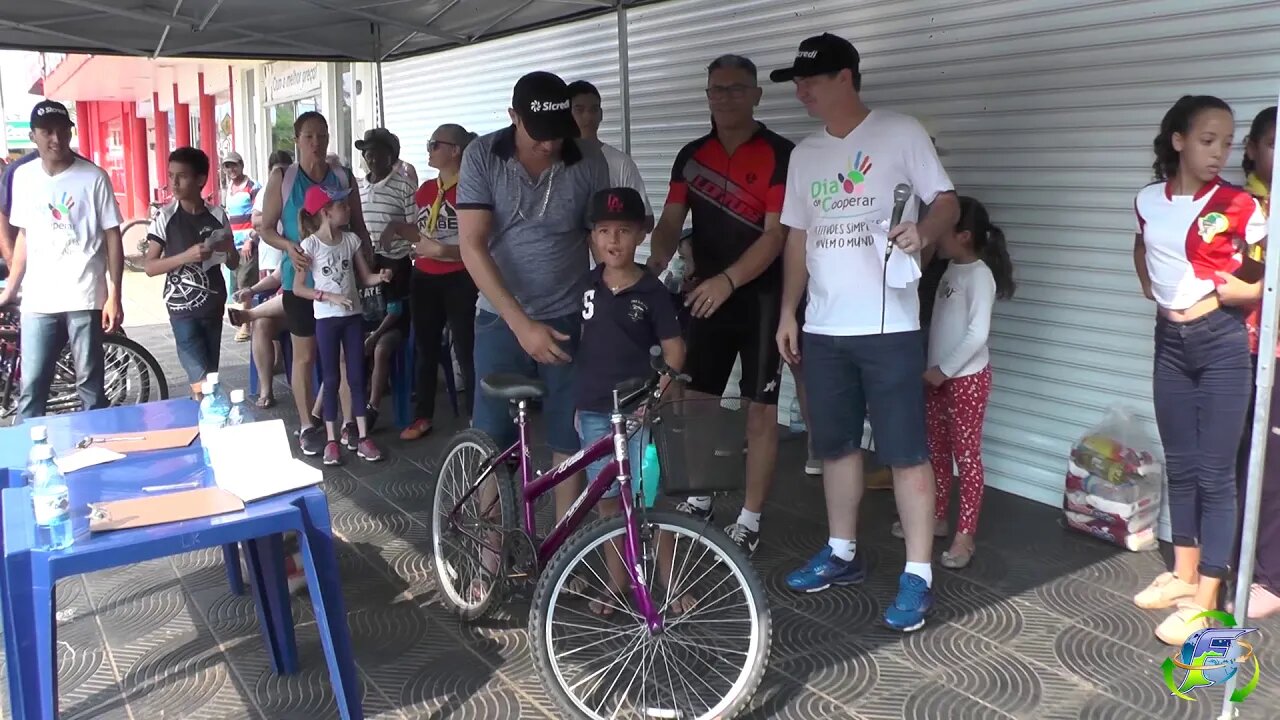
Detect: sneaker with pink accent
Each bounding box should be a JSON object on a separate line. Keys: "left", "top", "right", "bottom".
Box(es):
{"left": 357, "top": 438, "right": 384, "bottom": 462}
{"left": 323, "top": 441, "right": 341, "bottom": 466}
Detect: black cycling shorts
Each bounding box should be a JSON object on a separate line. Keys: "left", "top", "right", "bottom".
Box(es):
{"left": 281, "top": 291, "right": 316, "bottom": 338}
{"left": 685, "top": 289, "right": 782, "bottom": 405}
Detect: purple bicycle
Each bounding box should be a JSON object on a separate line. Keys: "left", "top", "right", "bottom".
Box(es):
{"left": 429, "top": 350, "right": 770, "bottom": 719}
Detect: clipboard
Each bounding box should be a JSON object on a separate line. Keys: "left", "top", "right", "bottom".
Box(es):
{"left": 79, "top": 426, "right": 199, "bottom": 454}
{"left": 88, "top": 487, "right": 245, "bottom": 532}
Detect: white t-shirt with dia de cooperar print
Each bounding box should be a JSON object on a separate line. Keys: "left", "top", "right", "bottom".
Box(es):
{"left": 781, "top": 109, "right": 954, "bottom": 336}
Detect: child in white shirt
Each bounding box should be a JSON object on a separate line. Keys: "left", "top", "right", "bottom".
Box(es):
{"left": 292, "top": 185, "right": 391, "bottom": 466}
{"left": 924, "top": 196, "right": 1015, "bottom": 569}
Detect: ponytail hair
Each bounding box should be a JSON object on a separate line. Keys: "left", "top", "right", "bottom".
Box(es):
{"left": 1152, "top": 95, "right": 1233, "bottom": 181}
{"left": 298, "top": 207, "right": 323, "bottom": 238}
{"left": 1243, "top": 106, "right": 1277, "bottom": 175}
{"left": 957, "top": 196, "right": 1016, "bottom": 300}
{"left": 438, "top": 123, "right": 478, "bottom": 151}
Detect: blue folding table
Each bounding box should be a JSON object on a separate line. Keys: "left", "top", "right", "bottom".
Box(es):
{"left": 0, "top": 402, "right": 362, "bottom": 720}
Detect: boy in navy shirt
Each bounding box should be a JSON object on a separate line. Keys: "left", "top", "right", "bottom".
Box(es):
{"left": 576, "top": 187, "right": 686, "bottom": 614}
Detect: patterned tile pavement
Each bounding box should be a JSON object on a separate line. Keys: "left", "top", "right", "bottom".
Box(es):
{"left": 5, "top": 301, "right": 1279, "bottom": 719}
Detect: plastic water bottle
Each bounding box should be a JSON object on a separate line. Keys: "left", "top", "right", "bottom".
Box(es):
{"left": 660, "top": 254, "right": 686, "bottom": 294}
{"left": 198, "top": 377, "right": 232, "bottom": 464}
{"left": 28, "top": 424, "right": 50, "bottom": 465}
{"left": 640, "top": 443, "right": 661, "bottom": 509}
{"left": 788, "top": 396, "right": 806, "bottom": 435}
{"left": 29, "top": 444, "right": 73, "bottom": 550}
{"left": 227, "top": 389, "right": 253, "bottom": 426}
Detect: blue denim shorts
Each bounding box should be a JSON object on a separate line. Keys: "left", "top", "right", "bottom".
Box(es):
{"left": 576, "top": 410, "right": 651, "bottom": 500}
{"left": 472, "top": 310, "right": 581, "bottom": 454}
{"left": 802, "top": 330, "right": 929, "bottom": 467}
{"left": 171, "top": 315, "right": 224, "bottom": 385}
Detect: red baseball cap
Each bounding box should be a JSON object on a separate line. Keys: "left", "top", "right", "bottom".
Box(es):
{"left": 302, "top": 185, "right": 351, "bottom": 215}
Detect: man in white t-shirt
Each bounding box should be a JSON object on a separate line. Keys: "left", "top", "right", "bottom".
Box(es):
{"left": 0, "top": 100, "right": 125, "bottom": 419}
{"left": 771, "top": 35, "right": 960, "bottom": 633}
{"left": 568, "top": 80, "right": 653, "bottom": 231}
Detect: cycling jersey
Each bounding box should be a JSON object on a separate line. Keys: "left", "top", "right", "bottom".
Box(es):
{"left": 666, "top": 124, "right": 793, "bottom": 291}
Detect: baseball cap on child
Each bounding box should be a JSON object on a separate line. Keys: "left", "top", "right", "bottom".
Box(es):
{"left": 303, "top": 185, "right": 352, "bottom": 214}
{"left": 590, "top": 187, "right": 647, "bottom": 225}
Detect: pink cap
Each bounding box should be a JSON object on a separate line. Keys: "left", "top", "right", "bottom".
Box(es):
{"left": 302, "top": 185, "right": 351, "bottom": 215}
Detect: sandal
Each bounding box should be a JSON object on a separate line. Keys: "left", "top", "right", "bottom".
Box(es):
{"left": 227, "top": 307, "right": 248, "bottom": 327}
{"left": 940, "top": 547, "right": 974, "bottom": 569}
{"left": 256, "top": 394, "right": 276, "bottom": 409}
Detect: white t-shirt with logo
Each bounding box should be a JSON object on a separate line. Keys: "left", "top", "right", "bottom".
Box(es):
{"left": 300, "top": 231, "right": 363, "bottom": 320}
{"left": 781, "top": 110, "right": 954, "bottom": 336}
{"left": 8, "top": 157, "right": 123, "bottom": 314}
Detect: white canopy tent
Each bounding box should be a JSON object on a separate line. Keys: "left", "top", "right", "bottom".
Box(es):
{"left": 2, "top": 3, "right": 1278, "bottom": 716}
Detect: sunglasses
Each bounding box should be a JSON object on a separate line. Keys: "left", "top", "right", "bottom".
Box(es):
{"left": 428, "top": 140, "right": 456, "bottom": 152}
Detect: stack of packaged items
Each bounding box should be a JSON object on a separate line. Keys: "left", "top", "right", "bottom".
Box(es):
{"left": 1063, "top": 408, "right": 1163, "bottom": 551}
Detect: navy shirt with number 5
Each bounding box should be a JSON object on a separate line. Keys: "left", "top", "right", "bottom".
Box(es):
{"left": 576, "top": 265, "right": 683, "bottom": 413}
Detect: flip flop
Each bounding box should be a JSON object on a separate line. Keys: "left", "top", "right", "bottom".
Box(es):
{"left": 256, "top": 394, "right": 276, "bottom": 409}
{"left": 940, "top": 547, "right": 974, "bottom": 569}
{"left": 227, "top": 307, "right": 248, "bottom": 327}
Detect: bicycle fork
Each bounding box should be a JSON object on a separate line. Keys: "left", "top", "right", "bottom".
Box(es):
{"left": 611, "top": 411, "right": 665, "bottom": 635}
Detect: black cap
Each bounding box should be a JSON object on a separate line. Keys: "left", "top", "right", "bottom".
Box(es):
{"left": 769, "top": 34, "right": 860, "bottom": 83}
{"left": 590, "top": 187, "right": 647, "bottom": 225}
{"left": 30, "top": 100, "right": 74, "bottom": 130}
{"left": 512, "top": 71, "right": 580, "bottom": 142}
{"left": 355, "top": 128, "right": 400, "bottom": 155}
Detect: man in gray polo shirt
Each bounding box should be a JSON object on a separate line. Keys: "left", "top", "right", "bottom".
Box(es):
{"left": 458, "top": 71, "right": 610, "bottom": 519}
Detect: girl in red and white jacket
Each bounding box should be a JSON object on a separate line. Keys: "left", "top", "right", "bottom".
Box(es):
{"left": 1132, "top": 95, "right": 1268, "bottom": 646}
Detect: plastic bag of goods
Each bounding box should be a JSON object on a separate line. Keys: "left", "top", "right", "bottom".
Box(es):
{"left": 1062, "top": 406, "right": 1163, "bottom": 551}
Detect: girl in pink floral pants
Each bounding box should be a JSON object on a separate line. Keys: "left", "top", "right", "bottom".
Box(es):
{"left": 923, "top": 197, "right": 1015, "bottom": 569}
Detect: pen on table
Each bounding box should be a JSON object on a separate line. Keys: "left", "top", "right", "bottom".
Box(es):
{"left": 142, "top": 481, "right": 201, "bottom": 493}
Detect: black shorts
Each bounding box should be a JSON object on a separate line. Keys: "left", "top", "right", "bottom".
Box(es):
{"left": 685, "top": 289, "right": 782, "bottom": 405}
{"left": 281, "top": 291, "right": 316, "bottom": 338}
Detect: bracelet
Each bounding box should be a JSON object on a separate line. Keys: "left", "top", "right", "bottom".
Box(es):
{"left": 720, "top": 272, "right": 736, "bottom": 292}
{"left": 317, "top": 290, "right": 324, "bottom": 302}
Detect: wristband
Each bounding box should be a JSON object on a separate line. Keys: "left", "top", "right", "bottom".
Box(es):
{"left": 720, "top": 272, "right": 736, "bottom": 292}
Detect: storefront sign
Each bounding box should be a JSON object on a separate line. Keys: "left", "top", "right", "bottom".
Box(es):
{"left": 265, "top": 62, "right": 321, "bottom": 105}
{"left": 5, "top": 121, "right": 35, "bottom": 151}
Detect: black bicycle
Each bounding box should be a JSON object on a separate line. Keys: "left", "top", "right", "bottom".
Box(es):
{"left": 0, "top": 304, "right": 169, "bottom": 425}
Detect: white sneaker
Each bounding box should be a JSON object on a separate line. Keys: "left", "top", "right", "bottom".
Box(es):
{"left": 804, "top": 457, "right": 822, "bottom": 476}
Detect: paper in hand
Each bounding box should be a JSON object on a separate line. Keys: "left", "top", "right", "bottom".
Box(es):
{"left": 886, "top": 248, "right": 922, "bottom": 289}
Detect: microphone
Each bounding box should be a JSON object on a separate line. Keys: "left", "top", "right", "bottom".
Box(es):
{"left": 886, "top": 183, "right": 913, "bottom": 259}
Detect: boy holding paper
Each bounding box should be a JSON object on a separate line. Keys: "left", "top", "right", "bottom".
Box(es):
{"left": 144, "top": 147, "right": 239, "bottom": 398}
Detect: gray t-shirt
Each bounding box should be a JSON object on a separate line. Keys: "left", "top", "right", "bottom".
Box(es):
{"left": 457, "top": 126, "right": 610, "bottom": 320}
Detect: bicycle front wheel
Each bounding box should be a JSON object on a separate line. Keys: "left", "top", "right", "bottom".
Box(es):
{"left": 530, "top": 510, "right": 771, "bottom": 720}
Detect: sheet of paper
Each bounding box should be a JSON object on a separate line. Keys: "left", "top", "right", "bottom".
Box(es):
{"left": 56, "top": 446, "right": 126, "bottom": 474}
{"left": 205, "top": 419, "right": 323, "bottom": 503}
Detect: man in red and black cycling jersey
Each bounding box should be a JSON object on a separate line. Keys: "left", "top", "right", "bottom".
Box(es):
{"left": 648, "top": 54, "right": 792, "bottom": 557}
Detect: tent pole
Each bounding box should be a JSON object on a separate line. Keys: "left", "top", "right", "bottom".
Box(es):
{"left": 1218, "top": 80, "right": 1280, "bottom": 720}
{"left": 615, "top": 3, "right": 631, "bottom": 155}
{"left": 374, "top": 24, "right": 386, "bottom": 127}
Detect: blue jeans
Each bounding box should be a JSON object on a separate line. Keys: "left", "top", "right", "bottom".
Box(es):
{"left": 1153, "top": 308, "right": 1251, "bottom": 579}
{"left": 577, "top": 410, "right": 650, "bottom": 500}
{"left": 472, "top": 310, "right": 581, "bottom": 454}
{"left": 802, "top": 330, "right": 929, "bottom": 467}
{"left": 170, "top": 315, "right": 224, "bottom": 385}
{"left": 19, "top": 310, "right": 106, "bottom": 420}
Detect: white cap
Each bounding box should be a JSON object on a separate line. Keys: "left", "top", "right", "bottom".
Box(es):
{"left": 230, "top": 389, "right": 245, "bottom": 403}
{"left": 202, "top": 381, "right": 214, "bottom": 395}
{"left": 206, "top": 372, "right": 220, "bottom": 386}
{"left": 29, "top": 425, "right": 48, "bottom": 442}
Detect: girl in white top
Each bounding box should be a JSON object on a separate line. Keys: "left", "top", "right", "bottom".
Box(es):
{"left": 292, "top": 185, "right": 391, "bottom": 465}
{"left": 924, "top": 196, "right": 1015, "bottom": 570}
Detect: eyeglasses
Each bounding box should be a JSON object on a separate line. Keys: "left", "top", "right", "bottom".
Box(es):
{"left": 705, "top": 84, "right": 754, "bottom": 100}
{"left": 428, "top": 140, "right": 456, "bottom": 152}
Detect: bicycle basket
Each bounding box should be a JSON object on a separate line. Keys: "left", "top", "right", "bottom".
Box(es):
{"left": 649, "top": 394, "right": 748, "bottom": 496}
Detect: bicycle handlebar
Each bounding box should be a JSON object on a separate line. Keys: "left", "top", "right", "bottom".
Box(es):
{"left": 610, "top": 346, "right": 690, "bottom": 413}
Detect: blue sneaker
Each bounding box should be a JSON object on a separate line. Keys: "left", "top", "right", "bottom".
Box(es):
{"left": 883, "top": 572, "right": 933, "bottom": 632}
{"left": 786, "top": 546, "right": 866, "bottom": 593}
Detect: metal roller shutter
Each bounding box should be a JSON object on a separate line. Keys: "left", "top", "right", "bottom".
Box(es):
{"left": 381, "top": 14, "right": 625, "bottom": 185}
{"left": 624, "top": 0, "right": 1279, "bottom": 504}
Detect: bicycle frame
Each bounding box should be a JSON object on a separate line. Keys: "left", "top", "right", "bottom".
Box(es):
{"left": 451, "top": 399, "right": 664, "bottom": 632}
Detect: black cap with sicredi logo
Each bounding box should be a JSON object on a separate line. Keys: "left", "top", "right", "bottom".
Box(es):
{"left": 769, "top": 33, "right": 861, "bottom": 83}
{"left": 30, "top": 100, "right": 74, "bottom": 130}
{"left": 512, "top": 71, "right": 581, "bottom": 142}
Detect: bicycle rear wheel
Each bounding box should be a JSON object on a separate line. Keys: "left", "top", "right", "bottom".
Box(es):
{"left": 44, "top": 333, "right": 169, "bottom": 415}
{"left": 429, "top": 428, "right": 518, "bottom": 621}
{"left": 530, "top": 510, "right": 771, "bottom": 720}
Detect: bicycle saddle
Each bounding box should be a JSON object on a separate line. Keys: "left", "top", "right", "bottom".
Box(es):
{"left": 480, "top": 373, "right": 547, "bottom": 401}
